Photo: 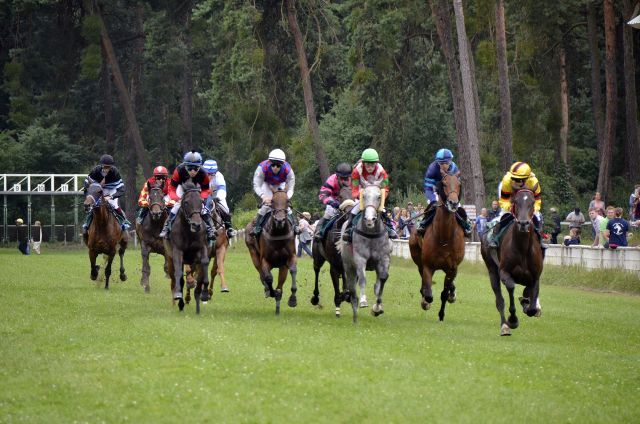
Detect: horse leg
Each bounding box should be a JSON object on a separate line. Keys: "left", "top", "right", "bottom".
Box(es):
{"left": 217, "top": 245, "right": 228, "bottom": 293}
{"left": 372, "top": 262, "right": 389, "bottom": 317}
{"left": 172, "top": 247, "right": 185, "bottom": 309}
{"left": 311, "top": 255, "right": 325, "bottom": 306}
{"left": 521, "top": 283, "right": 541, "bottom": 317}
{"left": 118, "top": 237, "right": 127, "bottom": 282}
{"left": 330, "top": 267, "right": 342, "bottom": 317}
{"left": 420, "top": 265, "right": 434, "bottom": 311}
{"left": 261, "top": 259, "right": 275, "bottom": 298}
{"left": 357, "top": 265, "right": 368, "bottom": 308}
{"left": 89, "top": 250, "right": 99, "bottom": 281}
{"left": 198, "top": 250, "right": 211, "bottom": 308}
{"left": 140, "top": 242, "right": 151, "bottom": 293}
{"left": 104, "top": 253, "right": 115, "bottom": 290}
{"left": 488, "top": 268, "right": 511, "bottom": 335}
{"left": 499, "top": 269, "right": 519, "bottom": 330}
{"left": 274, "top": 266, "right": 287, "bottom": 315}
{"left": 438, "top": 270, "right": 458, "bottom": 322}
{"left": 287, "top": 259, "right": 298, "bottom": 308}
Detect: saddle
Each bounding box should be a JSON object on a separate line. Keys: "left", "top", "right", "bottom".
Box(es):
{"left": 317, "top": 214, "right": 343, "bottom": 242}
{"left": 486, "top": 215, "right": 514, "bottom": 247}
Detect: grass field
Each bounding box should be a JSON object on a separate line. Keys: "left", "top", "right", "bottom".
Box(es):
{"left": 1, "top": 243, "right": 639, "bottom": 423}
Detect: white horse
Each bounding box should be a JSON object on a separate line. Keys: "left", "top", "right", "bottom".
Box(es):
{"left": 338, "top": 185, "right": 392, "bottom": 323}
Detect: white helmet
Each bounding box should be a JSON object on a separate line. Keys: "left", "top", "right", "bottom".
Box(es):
{"left": 268, "top": 148, "right": 286, "bottom": 162}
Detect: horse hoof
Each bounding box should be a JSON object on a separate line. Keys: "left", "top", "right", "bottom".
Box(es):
{"left": 335, "top": 308, "right": 341, "bottom": 318}
{"left": 221, "top": 286, "right": 229, "bottom": 293}
{"left": 144, "top": 286, "right": 150, "bottom": 294}
{"left": 508, "top": 317, "right": 519, "bottom": 329}
{"left": 287, "top": 297, "right": 297, "bottom": 308}
{"left": 200, "top": 292, "right": 210, "bottom": 302}
{"left": 186, "top": 281, "right": 196, "bottom": 290}
{"left": 534, "top": 308, "right": 542, "bottom": 318}
{"left": 421, "top": 299, "right": 431, "bottom": 311}
{"left": 500, "top": 323, "right": 511, "bottom": 336}
{"left": 120, "top": 273, "right": 127, "bottom": 282}
{"left": 447, "top": 292, "right": 456, "bottom": 303}
{"left": 178, "top": 298, "right": 185, "bottom": 311}
{"left": 310, "top": 296, "right": 319, "bottom": 306}
{"left": 359, "top": 300, "right": 368, "bottom": 308}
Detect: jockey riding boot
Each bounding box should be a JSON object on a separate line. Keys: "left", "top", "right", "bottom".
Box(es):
{"left": 533, "top": 215, "right": 548, "bottom": 249}
{"left": 82, "top": 212, "right": 93, "bottom": 235}
{"left": 203, "top": 213, "right": 217, "bottom": 245}
{"left": 223, "top": 217, "right": 236, "bottom": 238}
{"left": 313, "top": 217, "right": 328, "bottom": 241}
{"left": 342, "top": 214, "right": 355, "bottom": 242}
{"left": 253, "top": 213, "right": 266, "bottom": 236}
{"left": 135, "top": 207, "right": 148, "bottom": 226}
{"left": 488, "top": 221, "right": 501, "bottom": 248}
{"left": 115, "top": 207, "right": 132, "bottom": 230}
{"left": 159, "top": 212, "right": 176, "bottom": 239}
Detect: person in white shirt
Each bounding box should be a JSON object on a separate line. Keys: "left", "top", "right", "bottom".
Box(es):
{"left": 203, "top": 159, "right": 237, "bottom": 238}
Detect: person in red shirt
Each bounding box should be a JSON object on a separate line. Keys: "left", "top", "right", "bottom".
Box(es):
{"left": 135, "top": 165, "right": 174, "bottom": 225}
{"left": 342, "top": 148, "right": 397, "bottom": 242}
{"left": 159, "top": 151, "right": 215, "bottom": 242}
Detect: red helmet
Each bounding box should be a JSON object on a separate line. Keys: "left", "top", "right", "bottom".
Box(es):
{"left": 153, "top": 166, "right": 169, "bottom": 177}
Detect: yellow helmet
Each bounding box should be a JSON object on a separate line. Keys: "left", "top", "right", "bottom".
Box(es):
{"left": 509, "top": 162, "right": 531, "bottom": 179}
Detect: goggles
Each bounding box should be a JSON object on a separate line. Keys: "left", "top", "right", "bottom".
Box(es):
{"left": 270, "top": 162, "right": 283, "bottom": 169}
{"left": 186, "top": 165, "right": 200, "bottom": 172}
{"left": 511, "top": 177, "right": 526, "bottom": 183}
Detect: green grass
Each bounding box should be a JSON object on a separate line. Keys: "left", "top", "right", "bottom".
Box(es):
{"left": 1, "top": 245, "right": 639, "bottom": 423}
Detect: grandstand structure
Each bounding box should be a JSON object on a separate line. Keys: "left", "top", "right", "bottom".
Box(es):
{"left": 0, "top": 174, "right": 85, "bottom": 244}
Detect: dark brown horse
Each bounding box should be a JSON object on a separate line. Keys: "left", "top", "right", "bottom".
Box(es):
{"left": 245, "top": 188, "right": 298, "bottom": 315}
{"left": 408, "top": 173, "right": 465, "bottom": 320}
{"left": 135, "top": 181, "right": 168, "bottom": 293}
{"left": 163, "top": 181, "right": 210, "bottom": 314}
{"left": 311, "top": 185, "right": 353, "bottom": 317}
{"left": 480, "top": 189, "right": 543, "bottom": 336}
{"left": 83, "top": 183, "right": 128, "bottom": 289}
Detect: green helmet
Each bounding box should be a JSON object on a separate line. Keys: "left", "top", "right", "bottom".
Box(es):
{"left": 361, "top": 148, "right": 379, "bottom": 163}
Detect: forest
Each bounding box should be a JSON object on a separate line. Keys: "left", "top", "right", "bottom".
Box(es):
{"left": 1, "top": 0, "right": 639, "bottom": 223}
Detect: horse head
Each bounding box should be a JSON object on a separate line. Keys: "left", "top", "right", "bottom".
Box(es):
{"left": 361, "top": 185, "right": 382, "bottom": 230}
{"left": 437, "top": 173, "right": 461, "bottom": 213}
{"left": 84, "top": 183, "right": 103, "bottom": 213}
{"left": 180, "top": 181, "right": 203, "bottom": 234}
{"left": 148, "top": 182, "right": 166, "bottom": 222}
{"left": 270, "top": 189, "right": 289, "bottom": 231}
{"left": 512, "top": 189, "right": 535, "bottom": 233}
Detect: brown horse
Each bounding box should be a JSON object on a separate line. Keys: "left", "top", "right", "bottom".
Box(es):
{"left": 245, "top": 188, "right": 298, "bottom": 315}
{"left": 408, "top": 173, "right": 465, "bottom": 320}
{"left": 480, "top": 189, "right": 543, "bottom": 336}
{"left": 135, "top": 181, "right": 168, "bottom": 293}
{"left": 163, "top": 181, "right": 210, "bottom": 314}
{"left": 311, "top": 185, "right": 353, "bottom": 317}
{"left": 83, "top": 183, "right": 128, "bottom": 289}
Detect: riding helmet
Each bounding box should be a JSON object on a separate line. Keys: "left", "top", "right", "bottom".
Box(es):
{"left": 99, "top": 154, "right": 115, "bottom": 166}
{"left": 268, "top": 149, "right": 286, "bottom": 163}
{"left": 336, "top": 162, "right": 352, "bottom": 177}
{"left": 203, "top": 160, "right": 218, "bottom": 174}
{"left": 183, "top": 151, "right": 203, "bottom": 166}
{"left": 153, "top": 166, "right": 169, "bottom": 176}
{"left": 361, "top": 148, "right": 379, "bottom": 163}
{"left": 509, "top": 162, "right": 532, "bottom": 179}
{"left": 435, "top": 148, "right": 453, "bottom": 164}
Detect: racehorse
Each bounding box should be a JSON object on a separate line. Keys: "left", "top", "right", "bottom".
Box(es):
{"left": 480, "top": 189, "right": 543, "bottom": 336}
{"left": 311, "top": 185, "right": 353, "bottom": 317}
{"left": 83, "top": 182, "right": 128, "bottom": 289}
{"left": 135, "top": 181, "right": 168, "bottom": 293}
{"left": 245, "top": 188, "right": 298, "bottom": 315}
{"left": 408, "top": 173, "right": 465, "bottom": 320}
{"left": 339, "top": 184, "right": 392, "bottom": 323}
{"left": 163, "top": 181, "right": 210, "bottom": 314}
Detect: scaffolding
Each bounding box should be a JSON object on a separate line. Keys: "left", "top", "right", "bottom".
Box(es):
{"left": 1, "top": 174, "right": 85, "bottom": 244}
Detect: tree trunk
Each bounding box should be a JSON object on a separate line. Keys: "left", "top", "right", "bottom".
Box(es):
{"left": 559, "top": 46, "right": 569, "bottom": 164}
{"left": 597, "top": 0, "right": 617, "bottom": 199}
{"left": 429, "top": 0, "right": 472, "bottom": 200}
{"left": 124, "top": 4, "right": 144, "bottom": 222}
{"left": 495, "top": 0, "right": 513, "bottom": 169}
{"left": 623, "top": 0, "right": 639, "bottom": 182}
{"left": 179, "top": 2, "right": 193, "bottom": 152}
{"left": 285, "top": 0, "right": 329, "bottom": 182}
{"left": 100, "top": 41, "right": 115, "bottom": 155}
{"left": 93, "top": 0, "right": 151, "bottom": 176}
{"left": 587, "top": 2, "right": 605, "bottom": 157}
{"left": 453, "top": 0, "right": 485, "bottom": 210}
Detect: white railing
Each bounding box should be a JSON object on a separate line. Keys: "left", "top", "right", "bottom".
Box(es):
{"left": 391, "top": 240, "right": 640, "bottom": 275}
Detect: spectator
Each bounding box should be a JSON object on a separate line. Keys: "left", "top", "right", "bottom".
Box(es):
{"left": 630, "top": 184, "right": 640, "bottom": 221}
{"left": 589, "top": 192, "right": 605, "bottom": 214}
{"left": 398, "top": 208, "right": 411, "bottom": 239}
{"left": 472, "top": 207, "right": 488, "bottom": 241}
{"left": 599, "top": 207, "right": 615, "bottom": 248}
{"left": 605, "top": 207, "right": 629, "bottom": 249}
{"left": 588, "top": 208, "right": 604, "bottom": 247}
{"left": 563, "top": 228, "right": 581, "bottom": 246}
{"left": 548, "top": 207, "right": 561, "bottom": 244}
{"left": 487, "top": 200, "right": 501, "bottom": 221}
{"left": 406, "top": 202, "right": 417, "bottom": 234}
{"left": 416, "top": 203, "right": 425, "bottom": 216}
{"left": 296, "top": 212, "right": 313, "bottom": 257}
{"left": 565, "top": 207, "right": 586, "bottom": 236}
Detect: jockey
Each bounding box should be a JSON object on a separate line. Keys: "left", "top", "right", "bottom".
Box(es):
{"left": 203, "top": 159, "right": 237, "bottom": 238}
{"left": 135, "top": 165, "right": 174, "bottom": 225}
{"left": 82, "top": 154, "right": 131, "bottom": 234}
{"left": 488, "top": 161, "right": 544, "bottom": 248}
{"left": 158, "top": 151, "right": 216, "bottom": 242}
{"left": 416, "top": 148, "right": 472, "bottom": 236}
{"left": 314, "top": 162, "right": 352, "bottom": 241}
{"left": 251, "top": 148, "right": 297, "bottom": 237}
{"left": 342, "top": 148, "right": 397, "bottom": 242}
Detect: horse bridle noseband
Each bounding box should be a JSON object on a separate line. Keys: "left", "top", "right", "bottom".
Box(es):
{"left": 181, "top": 188, "right": 202, "bottom": 221}
{"left": 148, "top": 186, "right": 166, "bottom": 212}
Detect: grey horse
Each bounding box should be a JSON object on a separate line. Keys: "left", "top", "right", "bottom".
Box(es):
{"left": 338, "top": 185, "right": 392, "bottom": 323}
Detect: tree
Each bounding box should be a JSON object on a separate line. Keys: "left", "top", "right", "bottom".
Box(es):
{"left": 558, "top": 46, "right": 568, "bottom": 163}
{"left": 453, "top": 0, "right": 485, "bottom": 209}
{"left": 622, "top": 0, "right": 639, "bottom": 182}
{"left": 495, "top": 0, "right": 513, "bottom": 169}
{"left": 285, "top": 0, "right": 329, "bottom": 182}
{"left": 587, "top": 2, "right": 605, "bottom": 156}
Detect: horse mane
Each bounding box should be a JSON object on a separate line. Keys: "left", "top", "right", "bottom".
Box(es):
{"left": 182, "top": 180, "right": 197, "bottom": 191}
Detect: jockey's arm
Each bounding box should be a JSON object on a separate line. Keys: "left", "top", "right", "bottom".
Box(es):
{"left": 113, "top": 185, "right": 125, "bottom": 199}
{"left": 137, "top": 181, "right": 149, "bottom": 207}
{"left": 286, "top": 168, "right": 295, "bottom": 199}
{"left": 252, "top": 166, "right": 266, "bottom": 200}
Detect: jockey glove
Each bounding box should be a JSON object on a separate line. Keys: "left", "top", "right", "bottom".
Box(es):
{"left": 329, "top": 200, "right": 340, "bottom": 209}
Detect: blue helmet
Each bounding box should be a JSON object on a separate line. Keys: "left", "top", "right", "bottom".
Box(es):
{"left": 435, "top": 148, "right": 453, "bottom": 164}
{"left": 183, "top": 151, "right": 203, "bottom": 166}
{"left": 203, "top": 159, "right": 218, "bottom": 174}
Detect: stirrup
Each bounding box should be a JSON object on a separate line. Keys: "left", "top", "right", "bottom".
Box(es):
{"left": 226, "top": 228, "right": 237, "bottom": 238}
